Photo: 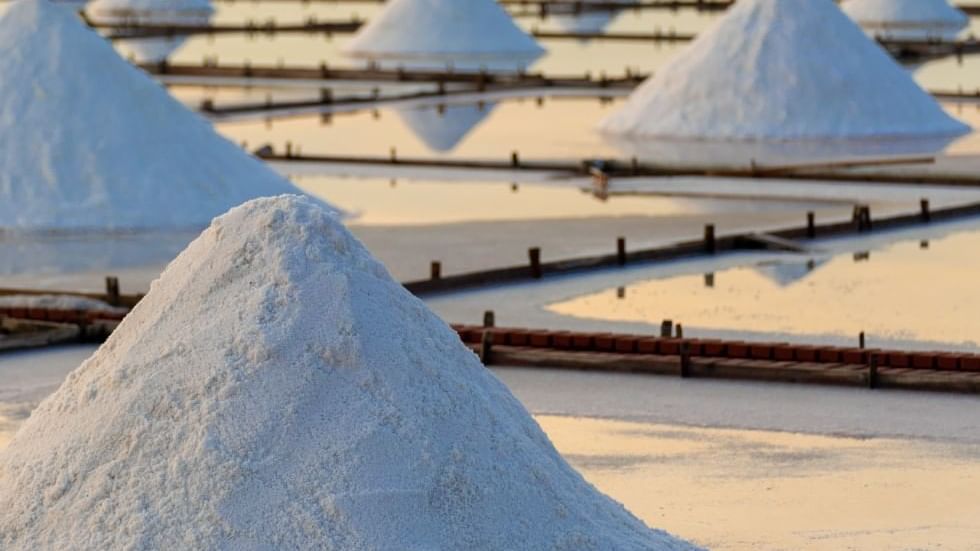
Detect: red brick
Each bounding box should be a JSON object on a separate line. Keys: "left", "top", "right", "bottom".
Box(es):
{"left": 571, "top": 333, "right": 594, "bottom": 350}
{"left": 817, "top": 349, "right": 842, "bottom": 363}
{"left": 841, "top": 349, "right": 867, "bottom": 365}
{"left": 552, "top": 332, "right": 573, "bottom": 349}
{"left": 910, "top": 353, "right": 937, "bottom": 370}
{"left": 47, "top": 309, "right": 70, "bottom": 323}
{"left": 594, "top": 334, "right": 616, "bottom": 351}
{"left": 749, "top": 344, "right": 773, "bottom": 360}
{"left": 636, "top": 338, "right": 659, "bottom": 354}
{"left": 727, "top": 342, "right": 749, "bottom": 358}
{"left": 935, "top": 354, "right": 959, "bottom": 372}
{"left": 772, "top": 345, "right": 795, "bottom": 361}
{"left": 528, "top": 331, "right": 552, "bottom": 348}
{"left": 506, "top": 329, "right": 530, "bottom": 347}
{"left": 794, "top": 346, "right": 818, "bottom": 362}
{"left": 702, "top": 341, "right": 726, "bottom": 357}
{"left": 960, "top": 355, "right": 980, "bottom": 373}
{"left": 684, "top": 340, "right": 704, "bottom": 356}
{"left": 614, "top": 336, "right": 638, "bottom": 353}
{"left": 659, "top": 339, "right": 681, "bottom": 355}
{"left": 888, "top": 352, "right": 911, "bottom": 368}
{"left": 27, "top": 308, "right": 47, "bottom": 321}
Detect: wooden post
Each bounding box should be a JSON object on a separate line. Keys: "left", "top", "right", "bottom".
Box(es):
{"left": 680, "top": 341, "right": 691, "bottom": 378}
{"left": 807, "top": 211, "right": 816, "bottom": 239}
{"left": 105, "top": 276, "right": 120, "bottom": 307}
{"left": 920, "top": 198, "right": 931, "bottom": 223}
{"left": 616, "top": 237, "right": 626, "bottom": 266}
{"left": 704, "top": 224, "right": 716, "bottom": 254}
{"left": 285, "top": 141, "right": 292, "bottom": 157}
{"left": 704, "top": 273, "right": 715, "bottom": 288}
{"left": 675, "top": 324, "right": 684, "bottom": 339}
{"left": 528, "top": 247, "right": 542, "bottom": 279}
{"left": 859, "top": 331, "right": 866, "bottom": 349}
{"left": 320, "top": 88, "right": 332, "bottom": 103}
{"left": 868, "top": 353, "right": 879, "bottom": 390}
{"left": 511, "top": 151, "right": 520, "bottom": 168}
{"left": 660, "top": 319, "right": 673, "bottom": 338}
{"left": 389, "top": 147, "right": 397, "bottom": 163}
{"left": 430, "top": 261, "right": 441, "bottom": 281}
{"left": 480, "top": 330, "right": 494, "bottom": 365}
{"left": 483, "top": 310, "right": 495, "bottom": 328}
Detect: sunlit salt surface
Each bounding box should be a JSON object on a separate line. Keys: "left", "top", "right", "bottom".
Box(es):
{"left": 548, "top": 228, "right": 980, "bottom": 348}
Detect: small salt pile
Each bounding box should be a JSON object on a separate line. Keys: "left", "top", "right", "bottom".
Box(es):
{"left": 842, "top": 0, "right": 968, "bottom": 41}
{"left": 396, "top": 103, "right": 495, "bottom": 152}
{"left": 87, "top": 0, "right": 214, "bottom": 61}
{"left": 343, "top": 0, "right": 546, "bottom": 71}
{"left": 599, "top": 0, "right": 970, "bottom": 140}
{"left": 0, "top": 195, "right": 700, "bottom": 550}
{"left": 0, "top": 0, "right": 328, "bottom": 231}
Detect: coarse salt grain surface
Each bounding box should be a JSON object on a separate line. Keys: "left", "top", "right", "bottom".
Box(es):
{"left": 344, "top": 0, "right": 545, "bottom": 64}
{"left": 0, "top": 0, "right": 326, "bottom": 231}
{"left": 598, "top": 0, "right": 970, "bottom": 140}
{"left": 0, "top": 195, "right": 700, "bottom": 550}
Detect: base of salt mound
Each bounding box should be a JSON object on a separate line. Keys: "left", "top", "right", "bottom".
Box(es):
{"left": 598, "top": 0, "right": 970, "bottom": 141}
{"left": 0, "top": 195, "right": 701, "bottom": 550}
{"left": 88, "top": 0, "right": 214, "bottom": 61}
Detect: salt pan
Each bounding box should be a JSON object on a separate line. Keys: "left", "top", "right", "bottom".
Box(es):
{"left": 842, "top": 0, "right": 968, "bottom": 41}
{"left": 0, "top": 195, "right": 699, "bottom": 550}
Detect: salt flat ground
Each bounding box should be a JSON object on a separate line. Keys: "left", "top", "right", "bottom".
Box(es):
{"left": 1, "top": 347, "right": 976, "bottom": 550}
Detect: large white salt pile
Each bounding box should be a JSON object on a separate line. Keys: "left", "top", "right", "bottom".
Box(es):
{"left": 396, "top": 102, "right": 496, "bottom": 152}
{"left": 599, "top": 0, "right": 970, "bottom": 140}
{"left": 344, "top": 0, "right": 546, "bottom": 71}
{"left": 0, "top": 0, "right": 329, "bottom": 231}
{"left": 842, "top": 0, "right": 968, "bottom": 41}
{"left": 87, "top": 0, "right": 213, "bottom": 61}
{"left": 0, "top": 195, "right": 700, "bottom": 550}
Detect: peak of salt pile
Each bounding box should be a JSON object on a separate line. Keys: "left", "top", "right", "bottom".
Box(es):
{"left": 599, "top": 0, "right": 970, "bottom": 140}
{"left": 0, "top": 0, "right": 324, "bottom": 231}
{"left": 344, "top": 0, "right": 545, "bottom": 70}
{"left": 0, "top": 195, "right": 700, "bottom": 550}
{"left": 842, "top": 0, "right": 968, "bottom": 41}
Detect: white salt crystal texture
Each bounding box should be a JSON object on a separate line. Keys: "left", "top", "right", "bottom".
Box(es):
{"left": 344, "top": 0, "right": 546, "bottom": 70}
{"left": 598, "top": 0, "right": 970, "bottom": 140}
{"left": 842, "top": 0, "right": 968, "bottom": 41}
{"left": 0, "top": 0, "right": 328, "bottom": 231}
{"left": 0, "top": 195, "right": 701, "bottom": 550}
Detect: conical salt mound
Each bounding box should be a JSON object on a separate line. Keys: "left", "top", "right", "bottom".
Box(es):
{"left": 0, "top": 0, "right": 327, "bottom": 231}
{"left": 344, "top": 0, "right": 545, "bottom": 69}
{"left": 599, "top": 0, "right": 970, "bottom": 141}
{"left": 0, "top": 195, "right": 700, "bottom": 550}
{"left": 396, "top": 102, "right": 496, "bottom": 152}
{"left": 842, "top": 0, "right": 968, "bottom": 41}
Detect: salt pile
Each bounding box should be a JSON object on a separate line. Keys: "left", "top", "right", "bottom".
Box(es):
{"left": 396, "top": 102, "right": 496, "bottom": 152}
{"left": 344, "top": 0, "right": 545, "bottom": 71}
{"left": 552, "top": 1, "right": 633, "bottom": 34}
{"left": 0, "top": 0, "right": 326, "bottom": 231}
{"left": 87, "top": 0, "right": 214, "bottom": 61}
{"left": 598, "top": 0, "right": 970, "bottom": 140}
{"left": 0, "top": 195, "right": 699, "bottom": 550}
{"left": 842, "top": 0, "right": 968, "bottom": 41}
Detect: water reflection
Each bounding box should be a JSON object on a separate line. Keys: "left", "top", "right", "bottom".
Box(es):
{"left": 548, "top": 229, "right": 980, "bottom": 347}
{"left": 395, "top": 102, "right": 497, "bottom": 152}
{"left": 89, "top": 0, "right": 215, "bottom": 62}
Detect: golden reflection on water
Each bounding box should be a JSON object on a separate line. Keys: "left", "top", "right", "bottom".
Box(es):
{"left": 538, "top": 415, "right": 980, "bottom": 551}
{"left": 549, "top": 230, "right": 980, "bottom": 346}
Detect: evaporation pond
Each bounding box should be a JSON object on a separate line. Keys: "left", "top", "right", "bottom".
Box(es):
{"left": 548, "top": 228, "right": 980, "bottom": 348}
